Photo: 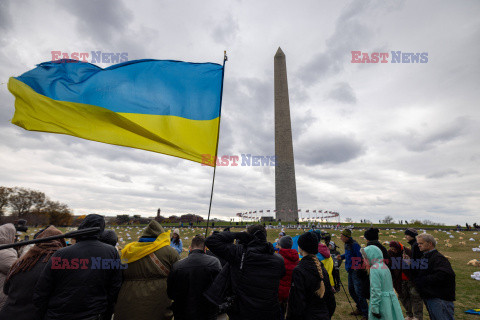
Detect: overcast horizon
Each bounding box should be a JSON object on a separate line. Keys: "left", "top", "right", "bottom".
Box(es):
{"left": 1, "top": 0, "right": 479, "bottom": 225}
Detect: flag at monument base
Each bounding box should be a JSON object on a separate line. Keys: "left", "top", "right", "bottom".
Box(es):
{"left": 8, "top": 59, "right": 224, "bottom": 166}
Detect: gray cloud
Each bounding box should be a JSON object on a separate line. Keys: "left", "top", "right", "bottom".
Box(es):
{"left": 0, "top": 1, "right": 12, "bottom": 32}
{"left": 327, "top": 82, "right": 357, "bottom": 104}
{"left": 296, "top": 1, "right": 374, "bottom": 85}
{"left": 426, "top": 169, "right": 460, "bottom": 179}
{"left": 296, "top": 134, "right": 365, "bottom": 165}
{"left": 60, "top": 0, "right": 133, "bottom": 45}
{"left": 212, "top": 15, "right": 239, "bottom": 45}
{"left": 404, "top": 117, "right": 470, "bottom": 152}
{"left": 105, "top": 173, "right": 132, "bottom": 183}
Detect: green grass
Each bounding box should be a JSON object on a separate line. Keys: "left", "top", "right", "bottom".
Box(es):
{"left": 23, "top": 225, "right": 480, "bottom": 319}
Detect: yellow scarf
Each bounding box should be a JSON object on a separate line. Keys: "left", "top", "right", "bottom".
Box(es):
{"left": 121, "top": 230, "right": 171, "bottom": 264}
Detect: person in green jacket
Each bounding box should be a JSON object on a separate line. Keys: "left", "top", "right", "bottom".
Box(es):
{"left": 361, "top": 245, "right": 405, "bottom": 320}
{"left": 114, "top": 220, "right": 179, "bottom": 320}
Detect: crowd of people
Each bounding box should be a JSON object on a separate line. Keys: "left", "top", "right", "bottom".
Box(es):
{"left": 0, "top": 215, "right": 457, "bottom": 320}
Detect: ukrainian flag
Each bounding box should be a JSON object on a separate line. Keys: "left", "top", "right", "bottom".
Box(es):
{"left": 8, "top": 59, "right": 224, "bottom": 166}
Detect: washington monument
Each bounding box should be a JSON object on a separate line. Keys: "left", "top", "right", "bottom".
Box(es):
{"left": 274, "top": 47, "right": 298, "bottom": 222}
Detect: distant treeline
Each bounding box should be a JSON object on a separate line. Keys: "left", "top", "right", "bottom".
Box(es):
{"left": 0, "top": 186, "right": 73, "bottom": 226}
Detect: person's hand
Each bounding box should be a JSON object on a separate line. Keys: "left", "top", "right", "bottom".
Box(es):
{"left": 372, "top": 312, "right": 381, "bottom": 319}
{"left": 234, "top": 232, "right": 254, "bottom": 244}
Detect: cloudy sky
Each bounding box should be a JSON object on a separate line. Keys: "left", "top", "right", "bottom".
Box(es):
{"left": 1, "top": 0, "right": 479, "bottom": 224}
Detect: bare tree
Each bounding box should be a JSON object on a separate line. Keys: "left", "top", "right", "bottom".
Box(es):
{"left": 382, "top": 215, "right": 394, "bottom": 224}
{"left": 8, "top": 187, "right": 41, "bottom": 216}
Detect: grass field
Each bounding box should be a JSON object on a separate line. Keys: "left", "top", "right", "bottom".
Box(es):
{"left": 23, "top": 225, "right": 480, "bottom": 319}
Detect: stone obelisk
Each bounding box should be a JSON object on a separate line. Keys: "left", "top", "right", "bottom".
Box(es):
{"left": 274, "top": 47, "right": 298, "bottom": 222}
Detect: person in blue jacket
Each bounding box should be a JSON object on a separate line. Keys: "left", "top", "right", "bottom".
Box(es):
{"left": 337, "top": 229, "right": 368, "bottom": 319}
{"left": 170, "top": 228, "right": 183, "bottom": 254}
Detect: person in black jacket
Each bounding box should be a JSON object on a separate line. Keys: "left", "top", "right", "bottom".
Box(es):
{"left": 404, "top": 227, "right": 424, "bottom": 319}
{"left": 364, "top": 228, "right": 390, "bottom": 268}
{"left": 167, "top": 235, "right": 222, "bottom": 320}
{"left": 404, "top": 228, "right": 423, "bottom": 264}
{"left": 33, "top": 214, "right": 123, "bottom": 320}
{"left": 204, "top": 225, "right": 285, "bottom": 320}
{"left": 287, "top": 232, "right": 335, "bottom": 320}
{"left": 414, "top": 234, "right": 455, "bottom": 320}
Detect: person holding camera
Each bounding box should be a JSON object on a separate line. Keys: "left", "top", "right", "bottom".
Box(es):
{"left": 205, "top": 225, "right": 285, "bottom": 320}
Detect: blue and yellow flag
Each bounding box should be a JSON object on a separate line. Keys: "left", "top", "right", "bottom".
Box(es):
{"left": 8, "top": 59, "right": 224, "bottom": 166}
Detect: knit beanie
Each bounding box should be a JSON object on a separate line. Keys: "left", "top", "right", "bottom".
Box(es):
{"left": 364, "top": 228, "right": 379, "bottom": 241}
{"left": 298, "top": 232, "right": 319, "bottom": 254}
{"left": 341, "top": 229, "right": 352, "bottom": 238}
{"left": 404, "top": 228, "right": 418, "bottom": 238}
{"left": 279, "top": 235, "right": 293, "bottom": 249}
{"left": 173, "top": 228, "right": 180, "bottom": 237}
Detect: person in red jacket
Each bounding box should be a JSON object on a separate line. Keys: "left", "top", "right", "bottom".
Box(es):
{"left": 278, "top": 236, "right": 299, "bottom": 319}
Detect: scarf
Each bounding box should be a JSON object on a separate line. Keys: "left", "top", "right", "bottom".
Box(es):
{"left": 121, "top": 230, "right": 171, "bottom": 264}
{"left": 6, "top": 225, "right": 66, "bottom": 283}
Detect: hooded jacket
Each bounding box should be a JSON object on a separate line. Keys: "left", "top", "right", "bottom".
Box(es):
{"left": 414, "top": 249, "right": 455, "bottom": 301}
{"left": 33, "top": 214, "right": 122, "bottom": 320}
{"left": 317, "top": 243, "right": 335, "bottom": 286}
{"left": 286, "top": 255, "right": 336, "bottom": 320}
{"left": 362, "top": 246, "right": 404, "bottom": 320}
{"left": 167, "top": 249, "right": 222, "bottom": 320}
{"left": 205, "top": 231, "right": 285, "bottom": 320}
{"left": 1, "top": 226, "right": 65, "bottom": 320}
{"left": 0, "top": 223, "right": 17, "bottom": 309}
{"left": 278, "top": 248, "right": 299, "bottom": 302}
{"left": 114, "top": 220, "right": 179, "bottom": 320}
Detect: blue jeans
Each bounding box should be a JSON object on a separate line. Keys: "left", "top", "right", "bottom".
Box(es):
{"left": 424, "top": 298, "right": 454, "bottom": 320}
{"left": 347, "top": 270, "right": 368, "bottom": 317}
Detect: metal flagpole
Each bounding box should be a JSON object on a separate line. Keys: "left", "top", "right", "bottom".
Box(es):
{"left": 204, "top": 51, "right": 227, "bottom": 239}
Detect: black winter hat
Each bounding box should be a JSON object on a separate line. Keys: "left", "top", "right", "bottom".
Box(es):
{"left": 405, "top": 228, "right": 418, "bottom": 238}
{"left": 364, "top": 228, "right": 380, "bottom": 241}
{"left": 298, "top": 232, "right": 319, "bottom": 255}
{"left": 99, "top": 229, "right": 118, "bottom": 247}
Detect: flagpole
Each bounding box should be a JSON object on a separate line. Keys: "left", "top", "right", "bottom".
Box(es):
{"left": 204, "top": 51, "right": 227, "bottom": 239}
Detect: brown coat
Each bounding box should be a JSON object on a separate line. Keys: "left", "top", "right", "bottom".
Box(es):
{"left": 114, "top": 222, "right": 180, "bottom": 320}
